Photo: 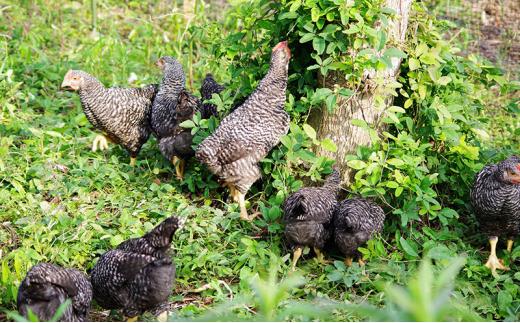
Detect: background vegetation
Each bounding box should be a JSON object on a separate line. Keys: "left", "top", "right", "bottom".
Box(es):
{"left": 0, "top": 0, "right": 518, "bottom": 321}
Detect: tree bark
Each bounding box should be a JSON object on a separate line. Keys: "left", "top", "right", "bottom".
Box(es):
{"left": 309, "top": 0, "right": 412, "bottom": 184}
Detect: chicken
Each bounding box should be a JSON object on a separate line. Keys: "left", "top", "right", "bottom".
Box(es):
{"left": 195, "top": 41, "right": 291, "bottom": 220}
{"left": 333, "top": 198, "right": 385, "bottom": 266}
{"left": 17, "top": 263, "right": 92, "bottom": 322}
{"left": 471, "top": 155, "right": 520, "bottom": 273}
{"left": 200, "top": 73, "right": 225, "bottom": 119}
{"left": 61, "top": 70, "right": 157, "bottom": 166}
{"left": 90, "top": 215, "right": 185, "bottom": 320}
{"left": 151, "top": 57, "right": 215, "bottom": 180}
{"left": 282, "top": 169, "right": 340, "bottom": 271}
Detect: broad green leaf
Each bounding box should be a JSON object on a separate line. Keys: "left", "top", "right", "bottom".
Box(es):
{"left": 347, "top": 160, "right": 367, "bottom": 170}
{"left": 321, "top": 138, "right": 337, "bottom": 152}
{"left": 399, "top": 237, "right": 419, "bottom": 257}
{"left": 302, "top": 124, "right": 316, "bottom": 140}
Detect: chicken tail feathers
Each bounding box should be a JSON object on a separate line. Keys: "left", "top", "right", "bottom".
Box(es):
{"left": 145, "top": 215, "right": 186, "bottom": 249}
{"left": 324, "top": 168, "right": 341, "bottom": 190}
{"left": 282, "top": 192, "right": 307, "bottom": 221}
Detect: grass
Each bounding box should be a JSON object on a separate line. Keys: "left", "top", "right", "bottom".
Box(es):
{"left": 0, "top": 0, "right": 519, "bottom": 321}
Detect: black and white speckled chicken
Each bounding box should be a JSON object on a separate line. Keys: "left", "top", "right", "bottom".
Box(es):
{"left": 17, "top": 262, "right": 92, "bottom": 322}
{"left": 333, "top": 198, "right": 385, "bottom": 266}
{"left": 200, "top": 73, "right": 225, "bottom": 118}
{"left": 471, "top": 155, "right": 520, "bottom": 273}
{"left": 282, "top": 169, "right": 340, "bottom": 271}
{"left": 61, "top": 70, "right": 157, "bottom": 166}
{"left": 90, "top": 215, "right": 185, "bottom": 319}
{"left": 151, "top": 58, "right": 223, "bottom": 180}
{"left": 195, "top": 41, "right": 291, "bottom": 221}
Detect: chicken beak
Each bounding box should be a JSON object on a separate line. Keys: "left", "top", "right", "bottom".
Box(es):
{"left": 61, "top": 78, "right": 74, "bottom": 90}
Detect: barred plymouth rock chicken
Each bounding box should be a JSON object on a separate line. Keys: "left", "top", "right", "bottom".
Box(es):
{"left": 282, "top": 169, "right": 340, "bottom": 271}
{"left": 151, "top": 57, "right": 222, "bottom": 180}
{"left": 17, "top": 263, "right": 92, "bottom": 322}
{"left": 471, "top": 155, "right": 520, "bottom": 273}
{"left": 200, "top": 73, "right": 225, "bottom": 118}
{"left": 90, "top": 215, "right": 185, "bottom": 320}
{"left": 333, "top": 198, "right": 385, "bottom": 266}
{"left": 195, "top": 41, "right": 291, "bottom": 221}
{"left": 61, "top": 70, "right": 157, "bottom": 166}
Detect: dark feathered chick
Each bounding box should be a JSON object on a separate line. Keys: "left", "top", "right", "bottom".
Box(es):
{"left": 195, "top": 41, "right": 291, "bottom": 221}
{"left": 471, "top": 155, "right": 520, "bottom": 273}
{"left": 90, "top": 216, "right": 185, "bottom": 319}
{"left": 333, "top": 198, "right": 385, "bottom": 266}
{"left": 200, "top": 73, "right": 225, "bottom": 119}
{"left": 17, "top": 263, "right": 92, "bottom": 322}
{"left": 61, "top": 70, "right": 158, "bottom": 166}
{"left": 282, "top": 169, "right": 340, "bottom": 271}
{"left": 151, "top": 57, "right": 211, "bottom": 180}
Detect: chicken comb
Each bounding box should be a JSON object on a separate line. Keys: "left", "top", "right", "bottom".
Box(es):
{"left": 273, "top": 41, "right": 291, "bottom": 58}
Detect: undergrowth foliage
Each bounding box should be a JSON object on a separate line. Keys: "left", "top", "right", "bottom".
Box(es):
{"left": 0, "top": 0, "right": 519, "bottom": 321}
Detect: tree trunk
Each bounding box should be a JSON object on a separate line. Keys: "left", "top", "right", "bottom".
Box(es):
{"left": 309, "top": 0, "right": 412, "bottom": 184}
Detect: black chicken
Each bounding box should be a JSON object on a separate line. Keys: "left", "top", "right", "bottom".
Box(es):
{"left": 471, "top": 155, "right": 520, "bottom": 273}
{"left": 195, "top": 41, "right": 291, "bottom": 220}
{"left": 90, "top": 215, "right": 185, "bottom": 319}
{"left": 200, "top": 73, "right": 225, "bottom": 118}
{"left": 151, "top": 58, "right": 221, "bottom": 180}
{"left": 282, "top": 169, "right": 340, "bottom": 271}
{"left": 61, "top": 70, "right": 158, "bottom": 166}
{"left": 333, "top": 198, "right": 385, "bottom": 266}
{"left": 17, "top": 263, "right": 92, "bottom": 322}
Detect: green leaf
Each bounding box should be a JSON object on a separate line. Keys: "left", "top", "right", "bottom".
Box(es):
{"left": 399, "top": 237, "right": 419, "bottom": 257}
{"left": 347, "top": 160, "right": 367, "bottom": 170}
{"left": 300, "top": 33, "right": 315, "bottom": 43}
{"left": 386, "top": 158, "right": 405, "bottom": 167}
{"left": 321, "top": 138, "right": 337, "bottom": 152}
{"left": 435, "top": 76, "right": 451, "bottom": 85}
{"left": 351, "top": 119, "right": 368, "bottom": 128}
{"left": 408, "top": 58, "right": 420, "bottom": 71}
{"left": 289, "top": 0, "right": 302, "bottom": 12}
{"left": 312, "top": 37, "right": 326, "bottom": 55}
{"left": 383, "top": 47, "right": 407, "bottom": 59}
{"left": 311, "top": 7, "right": 320, "bottom": 22}
{"left": 302, "top": 124, "right": 316, "bottom": 140}
{"left": 179, "top": 120, "right": 196, "bottom": 128}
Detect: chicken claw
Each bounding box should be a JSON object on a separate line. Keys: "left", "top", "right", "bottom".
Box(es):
{"left": 172, "top": 156, "right": 185, "bottom": 180}
{"left": 485, "top": 236, "right": 508, "bottom": 274}
{"left": 92, "top": 134, "right": 110, "bottom": 152}
{"left": 314, "top": 247, "right": 330, "bottom": 265}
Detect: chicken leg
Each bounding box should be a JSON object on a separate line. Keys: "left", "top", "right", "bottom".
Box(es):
{"left": 507, "top": 239, "right": 514, "bottom": 253}
{"left": 344, "top": 257, "right": 353, "bottom": 267}
{"left": 172, "top": 156, "right": 185, "bottom": 180}
{"left": 130, "top": 157, "right": 137, "bottom": 167}
{"left": 313, "top": 247, "right": 330, "bottom": 265}
{"left": 485, "top": 236, "right": 507, "bottom": 273}
{"left": 92, "top": 134, "right": 110, "bottom": 152}
{"left": 126, "top": 316, "right": 138, "bottom": 322}
{"left": 291, "top": 247, "right": 303, "bottom": 271}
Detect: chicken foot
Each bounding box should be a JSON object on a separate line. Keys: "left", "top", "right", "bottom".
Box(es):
{"left": 314, "top": 247, "right": 330, "bottom": 265}
{"left": 172, "top": 156, "right": 185, "bottom": 180}
{"left": 291, "top": 247, "right": 303, "bottom": 271}
{"left": 485, "top": 236, "right": 508, "bottom": 273}
{"left": 92, "top": 134, "right": 110, "bottom": 152}
{"left": 507, "top": 239, "right": 514, "bottom": 253}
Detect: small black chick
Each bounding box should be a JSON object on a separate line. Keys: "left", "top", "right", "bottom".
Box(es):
{"left": 17, "top": 263, "right": 92, "bottom": 322}
{"left": 333, "top": 198, "right": 385, "bottom": 266}
{"left": 282, "top": 169, "right": 340, "bottom": 271}
{"left": 90, "top": 215, "right": 185, "bottom": 319}
{"left": 200, "top": 73, "right": 225, "bottom": 119}
{"left": 471, "top": 155, "right": 520, "bottom": 273}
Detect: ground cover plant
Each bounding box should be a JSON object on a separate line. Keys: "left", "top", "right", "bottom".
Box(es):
{"left": 0, "top": 0, "right": 519, "bottom": 321}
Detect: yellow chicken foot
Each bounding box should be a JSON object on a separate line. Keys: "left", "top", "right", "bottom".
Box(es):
{"left": 171, "top": 156, "right": 184, "bottom": 180}
{"left": 130, "top": 157, "right": 137, "bottom": 167}
{"left": 314, "top": 247, "right": 330, "bottom": 265}
{"left": 485, "top": 236, "right": 508, "bottom": 273}
{"left": 344, "top": 257, "right": 353, "bottom": 267}
{"left": 358, "top": 258, "right": 366, "bottom": 266}
{"left": 226, "top": 183, "right": 238, "bottom": 202}
{"left": 291, "top": 247, "right": 303, "bottom": 272}
{"left": 237, "top": 191, "right": 248, "bottom": 220}
{"left": 92, "top": 134, "right": 110, "bottom": 152}
{"left": 126, "top": 316, "right": 138, "bottom": 322}
{"left": 507, "top": 239, "right": 514, "bottom": 253}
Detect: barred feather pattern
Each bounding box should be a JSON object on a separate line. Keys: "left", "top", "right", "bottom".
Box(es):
{"left": 151, "top": 57, "right": 206, "bottom": 161}
{"left": 470, "top": 156, "right": 520, "bottom": 238}
{"left": 200, "top": 73, "right": 225, "bottom": 119}
{"left": 17, "top": 263, "right": 92, "bottom": 322}
{"left": 333, "top": 198, "right": 385, "bottom": 257}
{"left": 90, "top": 216, "right": 185, "bottom": 317}
{"left": 67, "top": 70, "right": 157, "bottom": 158}
{"left": 195, "top": 48, "right": 290, "bottom": 193}
{"left": 282, "top": 170, "right": 341, "bottom": 250}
